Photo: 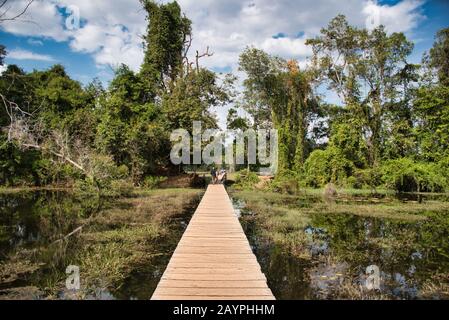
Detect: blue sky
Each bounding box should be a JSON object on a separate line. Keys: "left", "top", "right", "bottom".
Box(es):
{"left": 0, "top": 0, "right": 448, "bottom": 90}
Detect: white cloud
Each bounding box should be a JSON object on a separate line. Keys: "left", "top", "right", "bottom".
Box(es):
{"left": 8, "top": 49, "right": 56, "bottom": 62}
{"left": 0, "top": 0, "right": 68, "bottom": 41}
{"left": 177, "top": 0, "right": 426, "bottom": 72}
{"left": 363, "top": 0, "right": 425, "bottom": 33}
{"left": 0, "top": 64, "right": 7, "bottom": 75}
{"left": 0, "top": 0, "right": 426, "bottom": 74}
{"left": 261, "top": 36, "right": 312, "bottom": 58}
{"left": 59, "top": 0, "right": 146, "bottom": 70}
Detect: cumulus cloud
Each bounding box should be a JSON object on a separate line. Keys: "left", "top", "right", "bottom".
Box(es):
{"left": 0, "top": 0, "right": 426, "bottom": 73}
{"left": 0, "top": 0, "right": 68, "bottom": 41}
{"left": 8, "top": 49, "right": 56, "bottom": 62}
{"left": 59, "top": 0, "right": 146, "bottom": 71}
{"left": 177, "top": 0, "right": 426, "bottom": 72}
{"left": 363, "top": 0, "right": 425, "bottom": 33}
{"left": 261, "top": 36, "right": 312, "bottom": 58}
{"left": 0, "top": 64, "right": 7, "bottom": 75}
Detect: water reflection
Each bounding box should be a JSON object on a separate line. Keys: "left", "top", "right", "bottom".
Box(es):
{"left": 0, "top": 190, "right": 197, "bottom": 300}
{"left": 233, "top": 195, "right": 449, "bottom": 300}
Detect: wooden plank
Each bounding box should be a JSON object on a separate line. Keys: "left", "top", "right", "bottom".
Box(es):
{"left": 165, "top": 262, "right": 260, "bottom": 269}
{"left": 162, "top": 274, "right": 266, "bottom": 281}
{"left": 164, "top": 267, "right": 262, "bottom": 274}
{"left": 152, "top": 296, "right": 275, "bottom": 301}
{"left": 153, "top": 287, "right": 274, "bottom": 297}
{"left": 151, "top": 184, "right": 274, "bottom": 300}
{"left": 157, "top": 280, "right": 269, "bottom": 288}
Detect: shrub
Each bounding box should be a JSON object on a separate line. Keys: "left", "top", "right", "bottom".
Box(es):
{"left": 74, "top": 155, "right": 133, "bottom": 197}
{"left": 350, "top": 168, "right": 383, "bottom": 189}
{"left": 381, "top": 158, "right": 447, "bottom": 192}
{"left": 303, "top": 146, "right": 354, "bottom": 188}
{"left": 269, "top": 170, "right": 299, "bottom": 194}
{"left": 234, "top": 169, "right": 259, "bottom": 190}
{"left": 105, "top": 179, "right": 134, "bottom": 197}
{"left": 143, "top": 176, "right": 167, "bottom": 189}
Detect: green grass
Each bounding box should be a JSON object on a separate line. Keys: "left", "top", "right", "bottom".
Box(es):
{"left": 75, "top": 187, "right": 203, "bottom": 294}
{"left": 232, "top": 189, "right": 444, "bottom": 221}
{"left": 0, "top": 187, "right": 203, "bottom": 299}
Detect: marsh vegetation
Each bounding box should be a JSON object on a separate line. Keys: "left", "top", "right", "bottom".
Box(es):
{"left": 0, "top": 188, "right": 202, "bottom": 300}
{"left": 231, "top": 188, "right": 449, "bottom": 300}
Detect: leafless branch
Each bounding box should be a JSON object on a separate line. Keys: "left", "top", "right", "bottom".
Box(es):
{"left": 0, "top": 0, "right": 35, "bottom": 23}
{"left": 195, "top": 46, "right": 214, "bottom": 71}
{"left": 1, "top": 93, "right": 93, "bottom": 177}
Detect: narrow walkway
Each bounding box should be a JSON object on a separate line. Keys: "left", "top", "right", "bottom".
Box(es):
{"left": 151, "top": 184, "right": 275, "bottom": 300}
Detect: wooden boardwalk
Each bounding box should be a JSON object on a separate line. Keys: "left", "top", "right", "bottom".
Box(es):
{"left": 151, "top": 184, "right": 275, "bottom": 300}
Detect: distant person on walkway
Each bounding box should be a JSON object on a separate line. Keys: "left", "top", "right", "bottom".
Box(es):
{"left": 218, "top": 168, "right": 227, "bottom": 184}
{"left": 210, "top": 167, "right": 217, "bottom": 184}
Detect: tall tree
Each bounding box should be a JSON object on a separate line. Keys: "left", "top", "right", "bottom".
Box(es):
{"left": 239, "top": 48, "right": 317, "bottom": 172}
{"left": 306, "top": 15, "right": 416, "bottom": 166}
{"left": 414, "top": 27, "right": 449, "bottom": 162}
{"left": 0, "top": 45, "right": 5, "bottom": 66}
{"left": 96, "top": 65, "right": 167, "bottom": 182}
{"left": 140, "top": 0, "right": 191, "bottom": 95}
{"left": 429, "top": 27, "right": 449, "bottom": 86}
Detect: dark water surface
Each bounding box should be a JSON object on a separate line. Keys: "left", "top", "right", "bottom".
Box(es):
{"left": 232, "top": 193, "right": 449, "bottom": 300}
{"left": 0, "top": 190, "right": 195, "bottom": 300}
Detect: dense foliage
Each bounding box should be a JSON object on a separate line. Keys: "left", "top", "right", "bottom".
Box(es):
{"left": 0, "top": 2, "right": 448, "bottom": 194}
{"left": 0, "top": 1, "right": 231, "bottom": 193}
{"left": 238, "top": 17, "right": 449, "bottom": 193}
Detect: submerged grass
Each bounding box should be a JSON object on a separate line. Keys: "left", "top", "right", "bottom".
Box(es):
{"left": 72, "top": 188, "right": 203, "bottom": 297}
{"left": 233, "top": 189, "right": 439, "bottom": 221}
{"left": 0, "top": 187, "right": 203, "bottom": 299}
{"left": 231, "top": 188, "right": 449, "bottom": 299}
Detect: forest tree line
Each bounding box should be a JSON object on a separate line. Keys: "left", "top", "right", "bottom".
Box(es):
{"left": 1, "top": 1, "right": 448, "bottom": 194}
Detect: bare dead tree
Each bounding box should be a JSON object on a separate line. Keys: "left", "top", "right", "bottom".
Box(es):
{"left": 195, "top": 46, "right": 214, "bottom": 72}
{"left": 0, "top": 0, "right": 35, "bottom": 23}
{"left": 1, "top": 93, "right": 91, "bottom": 176}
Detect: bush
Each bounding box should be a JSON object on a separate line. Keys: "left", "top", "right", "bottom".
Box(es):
{"left": 105, "top": 179, "right": 134, "bottom": 197}
{"left": 74, "top": 155, "right": 133, "bottom": 197}
{"left": 303, "top": 146, "right": 354, "bottom": 188}
{"left": 381, "top": 158, "right": 447, "bottom": 192}
{"left": 143, "top": 176, "right": 167, "bottom": 189}
{"left": 234, "top": 169, "right": 259, "bottom": 190}
{"left": 269, "top": 170, "right": 299, "bottom": 194}
{"left": 349, "top": 168, "right": 383, "bottom": 189}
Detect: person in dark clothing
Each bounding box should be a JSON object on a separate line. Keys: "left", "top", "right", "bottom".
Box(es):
{"left": 210, "top": 167, "right": 217, "bottom": 184}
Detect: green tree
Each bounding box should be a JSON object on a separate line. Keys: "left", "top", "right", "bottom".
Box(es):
{"left": 239, "top": 48, "right": 317, "bottom": 172}
{"left": 306, "top": 15, "right": 416, "bottom": 166}
{"left": 414, "top": 82, "right": 449, "bottom": 162}
{"left": 414, "top": 27, "right": 449, "bottom": 162}
{"left": 429, "top": 27, "right": 449, "bottom": 86}
{"left": 140, "top": 0, "right": 191, "bottom": 95}
{"left": 95, "top": 65, "right": 169, "bottom": 182}
{"left": 0, "top": 45, "right": 5, "bottom": 66}
{"left": 162, "top": 68, "right": 233, "bottom": 133}
{"left": 227, "top": 108, "right": 249, "bottom": 131}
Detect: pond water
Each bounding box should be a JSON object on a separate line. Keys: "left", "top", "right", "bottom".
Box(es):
{"left": 2, "top": 189, "right": 447, "bottom": 300}
{"left": 0, "top": 190, "right": 196, "bottom": 300}
{"left": 232, "top": 194, "right": 449, "bottom": 300}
